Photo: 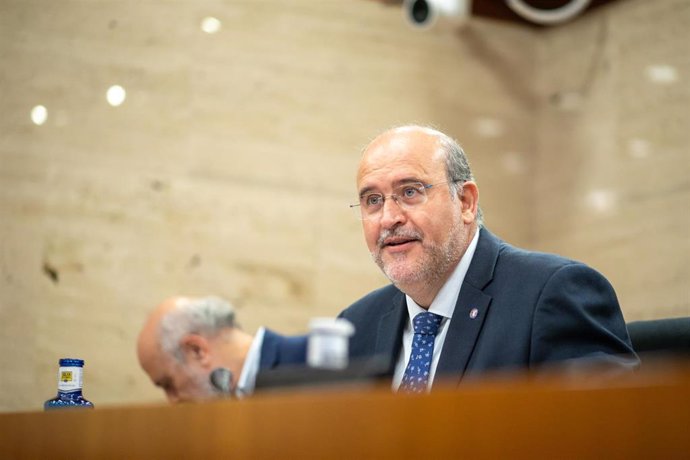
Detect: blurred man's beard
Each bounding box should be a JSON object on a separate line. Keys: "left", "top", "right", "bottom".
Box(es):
{"left": 190, "top": 369, "right": 218, "bottom": 400}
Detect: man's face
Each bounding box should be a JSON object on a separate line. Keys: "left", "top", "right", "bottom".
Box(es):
{"left": 139, "top": 345, "right": 216, "bottom": 404}
{"left": 356, "top": 128, "right": 470, "bottom": 288}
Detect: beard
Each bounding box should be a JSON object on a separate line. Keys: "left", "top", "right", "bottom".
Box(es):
{"left": 371, "top": 219, "right": 466, "bottom": 289}
{"left": 173, "top": 366, "right": 218, "bottom": 403}
{"left": 190, "top": 369, "right": 218, "bottom": 400}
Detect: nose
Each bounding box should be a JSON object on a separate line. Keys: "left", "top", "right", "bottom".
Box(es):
{"left": 378, "top": 196, "right": 406, "bottom": 229}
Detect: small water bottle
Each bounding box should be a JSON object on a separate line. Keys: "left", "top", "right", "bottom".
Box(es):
{"left": 308, "top": 318, "right": 355, "bottom": 370}
{"left": 44, "top": 358, "right": 95, "bottom": 410}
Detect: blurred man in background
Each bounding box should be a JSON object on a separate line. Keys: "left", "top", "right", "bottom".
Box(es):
{"left": 137, "top": 296, "right": 307, "bottom": 403}
{"left": 340, "top": 125, "right": 638, "bottom": 393}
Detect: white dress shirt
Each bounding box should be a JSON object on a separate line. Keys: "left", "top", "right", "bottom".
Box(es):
{"left": 235, "top": 326, "right": 265, "bottom": 399}
{"left": 392, "top": 228, "right": 480, "bottom": 391}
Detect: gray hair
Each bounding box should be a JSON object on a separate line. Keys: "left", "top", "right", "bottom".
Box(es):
{"left": 437, "top": 131, "right": 484, "bottom": 227}
{"left": 159, "top": 296, "right": 237, "bottom": 362}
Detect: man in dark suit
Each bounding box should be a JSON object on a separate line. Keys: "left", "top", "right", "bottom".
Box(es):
{"left": 340, "top": 125, "right": 638, "bottom": 392}
{"left": 137, "top": 296, "right": 307, "bottom": 402}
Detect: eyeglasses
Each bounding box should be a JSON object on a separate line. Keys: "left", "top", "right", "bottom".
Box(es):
{"left": 350, "top": 181, "right": 460, "bottom": 221}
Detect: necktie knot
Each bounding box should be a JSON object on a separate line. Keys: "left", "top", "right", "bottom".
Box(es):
{"left": 412, "top": 311, "right": 443, "bottom": 336}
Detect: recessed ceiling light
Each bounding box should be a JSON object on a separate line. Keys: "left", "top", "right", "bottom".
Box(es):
{"left": 587, "top": 189, "right": 617, "bottom": 214}
{"left": 201, "top": 17, "right": 222, "bottom": 34}
{"left": 473, "top": 117, "right": 504, "bottom": 138}
{"left": 31, "top": 105, "right": 48, "bottom": 125}
{"left": 645, "top": 65, "right": 678, "bottom": 85}
{"left": 501, "top": 152, "right": 527, "bottom": 175}
{"left": 628, "top": 138, "right": 651, "bottom": 159}
{"left": 106, "top": 85, "right": 126, "bottom": 107}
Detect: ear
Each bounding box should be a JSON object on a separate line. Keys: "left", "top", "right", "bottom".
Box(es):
{"left": 179, "top": 334, "right": 213, "bottom": 367}
{"left": 459, "top": 181, "right": 479, "bottom": 224}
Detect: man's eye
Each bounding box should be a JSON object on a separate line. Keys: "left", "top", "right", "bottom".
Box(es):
{"left": 402, "top": 186, "right": 420, "bottom": 198}
{"left": 365, "top": 195, "right": 383, "bottom": 206}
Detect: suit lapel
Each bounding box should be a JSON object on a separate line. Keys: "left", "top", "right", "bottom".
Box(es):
{"left": 436, "top": 285, "right": 491, "bottom": 381}
{"left": 375, "top": 292, "right": 407, "bottom": 372}
{"left": 436, "top": 229, "right": 501, "bottom": 384}
{"left": 259, "top": 329, "right": 279, "bottom": 369}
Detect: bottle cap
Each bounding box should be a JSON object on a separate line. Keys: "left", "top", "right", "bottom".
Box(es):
{"left": 59, "top": 358, "right": 85, "bottom": 367}
{"left": 308, "top": 318, "right": 355, "bottom": 337}
{"left": 307, "top": 318, "right": 355, "bottom": 370}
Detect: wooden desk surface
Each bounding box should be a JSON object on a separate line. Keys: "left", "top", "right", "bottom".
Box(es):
{"left": 2, "top": 363, "right": 689, "bottom": 459}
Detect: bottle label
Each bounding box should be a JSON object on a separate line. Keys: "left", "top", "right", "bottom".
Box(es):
{"left": 57, "top": 366, "right": 83, "bottom": 392}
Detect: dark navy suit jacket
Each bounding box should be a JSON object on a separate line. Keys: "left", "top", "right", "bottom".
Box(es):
{"left": 259, "top": 329, "right": 308, "bottom": 369}
{"left": 339, "top": 229, "right": 638, "bottom": 386}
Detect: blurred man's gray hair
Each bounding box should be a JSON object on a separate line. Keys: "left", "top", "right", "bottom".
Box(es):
{"left": 159, "top": 296, "right": 237, "bottom": 362}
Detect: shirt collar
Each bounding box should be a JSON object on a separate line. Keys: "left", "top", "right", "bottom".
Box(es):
{"left": 235, "top": 326, "right": 265, "bottom": 399}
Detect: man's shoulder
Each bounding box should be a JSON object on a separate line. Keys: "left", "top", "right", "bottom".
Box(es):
{"left": 261, "top": 329, "right": 308, "bottom": 367}
{"left": 475, "top": 228, "right": 574, "bottom": 272}
{"left": 490, "top": 231, "right": 585, "bottom": 273}
{"left": 263, "top": 329, "right": 308, "bottom": 348}
{"left": 499, "top": 241, "right": 575, "bottom": 268}
{"left": 490, "top": 233, "right": 607, "bottom": 287}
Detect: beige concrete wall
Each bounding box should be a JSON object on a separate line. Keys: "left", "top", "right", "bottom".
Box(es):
{"left": 0, "top": 0, "right": 535, "bottom": 411}
{"left": 0, "top": 0, "right": 686, "bottom": 412}
{"left": 533, "top": 0, "right": 690, "bottom": 320}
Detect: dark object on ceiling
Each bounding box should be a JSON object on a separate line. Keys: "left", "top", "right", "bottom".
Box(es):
{"left": 473, "top": 0, "right": 618, "bottom": 27}
{"left": 379, "top": 0, "right": 619, "bottom": 27}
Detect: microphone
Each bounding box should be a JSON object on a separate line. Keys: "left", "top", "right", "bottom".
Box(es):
{"left": 209, "top": 367, "right": 234, "bottom": 397}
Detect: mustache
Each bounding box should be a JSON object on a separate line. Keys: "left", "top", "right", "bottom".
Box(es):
{"left": 376, "top": 227, "right": 423, "bottom": 248}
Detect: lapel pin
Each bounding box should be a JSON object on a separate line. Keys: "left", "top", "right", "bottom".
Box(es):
{"left": 469, "top": 308, "right": 479, "bottom": 319}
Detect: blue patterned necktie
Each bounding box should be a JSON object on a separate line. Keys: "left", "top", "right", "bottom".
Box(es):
{"left": 399, "top": 311, "right": 443, "bottom": 393}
